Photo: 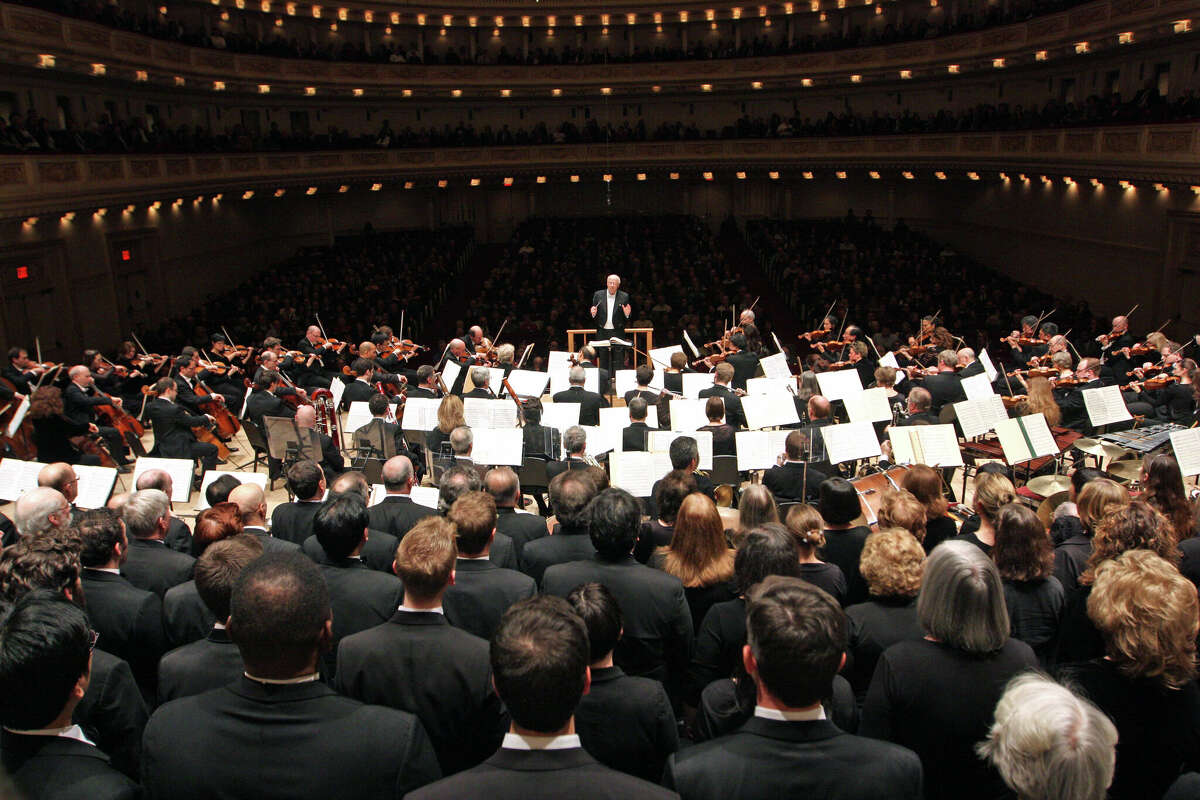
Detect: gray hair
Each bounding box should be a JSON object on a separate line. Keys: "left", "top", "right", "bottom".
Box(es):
{"left": 121, "top": 489, "right": 171, "bottom": 539}
{"left": 978, "top": 673, "right": 1117, "bottom": 800}
{"left": 956, "top": 348, "right": 976, "bottom": 362}
{"left": 450, "top": 426, "right": 473, "bottom": 456}
{"left": 1051, "top": 352, "right": 1072, "bottom": 369}
{"left": 938, "top": 350, "right": 958, "bottom": 368}
{"left": 918, "top": 540, "right": 1010, "bottom": 654}
{"left": 496, "top": 344, "right": 515, "bottom": 364}
{"left": 568, "top": 366, "right": 586, "bottom": 385}
{"left": 628, "top": 397, "right": 648, "bottom": 422}
{"left": 381, "top": 455, "right": 413, "bottom": 491}
{"left": 563, "top": 425, "right": 587, "bottom": 455}
{"left": 14, "top": 487, "right": 69, "bottom": 537}
{"left": 470, "top": 366, "right": 490, "bottom": 387}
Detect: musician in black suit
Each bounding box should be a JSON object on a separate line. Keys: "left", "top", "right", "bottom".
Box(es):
{"left": 762, "top": 430, "right": 828, "bottom": 503}
{"left": 406, "top": 594, "right": 677, "bottom": 800}
{"left": 553, "top": 366, "right": 610, "bottom": 426}
{"left": 1057, "top": 357, "right": 1109, "bottom": 432}
{"left": 157, "top": 536, "right": 261, "bottom": 704}
{"left": 520, "top": 398, "right": 562, "bottom": 463}
{"left": 342, "top": 359, "right": 383, "bottom": 410}
{"left": 443, "top": 492, "right": 537, "bottom": 641}
{"left": 142, "top": 552, "right": 442, "bottom": 799}
{"left": 408, "top": 365, "right": 442, "bottom": 399}
{"left": 463, "top": 366, "right": 496, "bottom": 399}
{"left": 441, "top": 339, "right": 475, "bottom": 396}
{"left": 665, "top": 577, "right": 923, "bottom": 800}
{"left": 335, "top": 516, "right": 506, "bottom": 776}
{"left": 3, "top": 346, "right": 40, "bottom": 394}
{"left": 647, "top": 437, "right": 715, "bottom": 518}
{"left": 0, "top": 592, "right": 140, "bottom": 800}
{"left": 353, "top": 394, "right": 408, "bottom": 462}
{"left": 622, "top": 397, "right": 657, "bottom": 452}
{"left": 146, "top": 377, "right": 220, "bottom": 472}
{"left": 901, "top": 387, "right": 941, "bottom": 426}
{"left": 698, "top": 362, "right": 747, "bottom": 429}
{"left": 269, "top": 460, "right": 327, "bottom": 544}
{"left": 244, "top": 373, "right": 296, "bottom": 429}
{"left": 292, "top": 326, "right": 336, "bottom": 390}
{"left": 118, "top": 489, "right": 196, "bottom": 598}
{"left": 294, "top": 404, "right": 344, "bottom": 482}
{"left": 485, "top": 467, "right": 549, "bottom": 560}
{"left": 911, "top": 350, "right": 965, "bottom": 414}
{"left": 63, "top": 365, "right": 131, "bottom": 466}
{"left": 625, "top": 364, "right": 662, "bottom": 406}
{"left": 546, "top": 426, "right": 593, "bottom": 483}
{"left": 567, "top": 583, "right": 679, "bottom": 783}
{"left": 542, "top": 489, "right": 693, "bottom": 698}
{"left": 521, "top": 471, "right": 600, "bottom": 585}
{"left": 367, "top": 455, "right": 437, "bottom": 538}
{"left": 723, "top": 333, "right": 761, "bottom": 391}
{"left": 133, "top": 468, "right": 195, "bottom": 555}
{"left": 589, "top": 273, "right": 632, "bottom": 377}
{"left": 957, "top": 347, "right": 985, "bottom": 378}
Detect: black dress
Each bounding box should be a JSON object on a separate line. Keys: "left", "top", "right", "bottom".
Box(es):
{"left": 797, "top": 561, "right": 848, "bottom": 606}
{"left": 843, "top": 597, "right": 924, "bottom": 700}
{"left": 819, "top": 526, "right": 872, "bottom": 606}
{"left": 1002, "top": 577, "right": 1064, "bottom": 666}
{"left": 923, "top": 515, "right": 958, "bottom": 553}
{"left": 31, "top": 414, "right": 94, "bottom": 465}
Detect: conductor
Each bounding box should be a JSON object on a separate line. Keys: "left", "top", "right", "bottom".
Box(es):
{"left": 590, "top": 274, "right": 632, "bottom": 378}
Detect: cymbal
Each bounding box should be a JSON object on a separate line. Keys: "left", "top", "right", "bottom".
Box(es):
{"left": 1036, "top": 490, "right": 1072, "bottom": 528}
{"left": 1107, "top": 460, "right": 1143, "bottom": 482}
{"left": 1026, "top": 475, "right": 1073, "bottom": 498}
{"left": 1071, "top": 438, "right": 1129, "bottom": 460}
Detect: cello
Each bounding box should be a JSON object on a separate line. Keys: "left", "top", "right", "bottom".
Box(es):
{"left": 142, "top": 385, "right": 230, "bottom": 461}
{"left": 192, "top": 377, "right": 241, "bottom": 442}
{"left": 0, "top": 377, "right": 36, "bottom": 461}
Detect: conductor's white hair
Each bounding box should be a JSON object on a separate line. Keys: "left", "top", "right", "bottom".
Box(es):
{"left": 977, "top": 673, "right": 1117, "bottom": 800}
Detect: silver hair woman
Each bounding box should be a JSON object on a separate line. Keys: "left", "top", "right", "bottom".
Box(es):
{"left": 978, "top": 673, "right": 1117, "bottom": 800}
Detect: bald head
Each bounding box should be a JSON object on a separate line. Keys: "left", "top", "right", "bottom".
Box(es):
{"left": 381, "top": 456, "right": 414, "bottom": 493}
{"left": 14, "top": 487, "right": 71, "bottom": 538}
{"left": 228, "top": 483, "right": 267, "bottom": 525}
{"left": 135, "top": 468, "right": 173, "bottom": 497}
{"left": 1112, "top": 315, "right": 1128, "bottom": 332}
{"left": 956, "top": 348, "right": 976, "bottom": 365}
{"left": 450, "top": 338, "right": 467, "bottom": 356}
{"left": 484, "top": 467, "right": 520, "bottom": 508}
{"left": 808, "top": 395, "right": 832, "bottom": 420}
{"left": 295, "top": 406, "right": 316, "bottom": 427}
{"left": 107, "top": 491, "right": 131, "bottom": 511}
{"left": 306, "top": 325, "right": 321, "bottom": 338}
{"left": 469, "top": 326, "right": 483, "bottom": 340}
{"left": 37, "top": 463, "right": 78, "bottom": 504}
{"left": 68, "top": 365, "right": 89, "bottom": 382}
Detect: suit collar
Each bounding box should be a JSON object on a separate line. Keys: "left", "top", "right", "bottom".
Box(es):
{"left": 129, "top": 537, "right": 166, "bottom": 548}
{"left": 455, "top": 558, "right": 497, "bottom": 571}
{"left": 388, "top": 609, "right": 448, "bottom": 626}
{"left": 208, "top": 627, "right": 234, "bottom": 644}
{"left": 485, "top": 746, "right": 597, "bottom": 772}
{"left": 326, "top": 558, "right": 367, "bottom": 570}
{"left": 81, "top": 568, "right": 127, "bottom": 583}
{"left": 0, "top": 731, "right": 111, "bottom": 762}
{"left": 738, "top": 716, "right": 844, "bottom": 743}
{"left": 381, "top": 495, "right": 415, "bottom": 504}
{"left": 228, "top": 675, "right": 334, "bottom": 703}
{"left": 588, "top": 665, "right": 626, "bottom": 684}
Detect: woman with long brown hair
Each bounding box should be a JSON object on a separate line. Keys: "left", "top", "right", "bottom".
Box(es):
{"left": 654, "top": 493, "right": 736, "bottom": 631}
{"left": 900, "top": 465, "right": 957, "bottom": 553}
{"left": 1140, "top": 454, "right": 1194, "bottom": 542}
{"left": 1014, "top": 376, "right": 1062, "bottom": 427}
{"left": 993, "top": 503, "right": 1064, "bottom": 665}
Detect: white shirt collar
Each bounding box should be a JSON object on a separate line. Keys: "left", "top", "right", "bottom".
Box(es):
{"left": 92, "top": 567, "right": 121, "bottom": 575}
{"left": 502, "top": 733, "right": 581, "bottom": 751}
{"left": 243, "top": 672, "right": 321, "bottom": 685}
{"left": 213, "top": 622, "right": 227, "bottom": 630}
{"left": 3, "top": 724, "right": 94, "bottom": 745}
{"left": 754, "top": 705, "right": 826, "bottom": 722}
{"left": 398, "top": 604, "right": 443, "bottom": 614}
{"left": 459, "top": 555, "right": 491, "bottom": 561}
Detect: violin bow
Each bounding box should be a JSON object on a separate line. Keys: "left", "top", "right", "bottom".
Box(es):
{"left": 818, "top": 299, "right": 837, "bottom": 329}
{"left": 397, "top": 309, "right": 405, "bottom": 343}
{"left": 221, "top": 326, "right": 237, "bottom": 349}
{"left": 864, "top": 335, "right": 883, "bottom": 360}
{"left": 491, "top": 319, "right": 508, "bottom": 349}
{"left": 35, "top": 337, "right": 42, "bottom": 365}
{"left": 315, "top": 314, "right": 329, "bottom": 341}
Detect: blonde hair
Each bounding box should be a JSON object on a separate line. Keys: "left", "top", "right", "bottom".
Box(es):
{"left": 1088, "top": 549, "right": 1198, "bottom": 689}
{"left": 878, "top": 490, "right": 928, "bottom": 544}
{"left": 1076, "top": 479, "right": 1129, "bottom": 532}
{"left": 974, "top": 473, "right": 1016, "bottom": 523}
{"left": 1082, "top": 501, "right": 1179, "bottom": 585}
{"left": 436, "top": 394, "right": 466, "bottom": 434}
{"left": 784, "top": 504, "right": 826, "bottom": 553}
{"left": 394, "top": 516, "right": 457, "bottom": 599}
{"left": 1022, "top": 377, "right": 1062, "bottom": 427}
{"left": 859, "top": 527, "right": 925, "bottom": 598}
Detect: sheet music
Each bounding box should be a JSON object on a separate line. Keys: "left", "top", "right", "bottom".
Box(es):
{"left": 1170, "top": 428, "right": 1200, "bottom": 476}
{"left": 878, "top": 352, "right": 905, "bottom": 385}
{"left": 132, "top": 457, "right": 195, "bottom": 503}
{"left": 821, "top": 421, "right": 882, "bottom": 464}
{"left": 615, "top": 369, "right": 665, "bottom": 396}
{"left": 0, "top": 458, "right": 44, "bottom": 501}
{"left": 741, "top": 393, "right": 801, "bottom": 430}
{"left": 608, "top": 451, "right": 659, "bottom": 497}
{"left": 669, "top": 398, "right": 710, "bottom": 432}
{"left": 681, "top": 332, "right": 701, "bottom": 358}
{"left": 994, "top": 413, "right": 1058, "bottom": 464}
{"left": 239, "top": 386, "right": 253, "bottom": 419}
{"left": 580, "top": 425, "right": 620, "bottom": 457}
{"left": 471, "top": 429, "right": 524, "bottom": 466}
{"left": 681, "top": 372, "right": 716, "bottom": 399}
{"left": 328, "top": 378, "right": 346, "bottom": 412}
{"left": 464, "top": 398, "right": 519, "bottom": 430}
{"left": 369, "top": 484, "right": 388, "bottom": 507}
{"left": 505, "top": 369, "right": 551, "bottom": 399}
{"left": 409, "top": 485, "right": 440, "bottom": 509}
{"left": 599, "top": 406, "right": 658, "bottom": 429}
{"left": 6, "top": 397, "right": 30, "bottom": 438}
{"left": 816, "top": 368, "right": 865, "bottom": 402}
{"left": 647, "top": 430, "right": 713, "bottom": 470}
{"left": 978, "top": 349, "right": 999, "bottom": 382}
{"left": 960, "top": 372, "right": 996, "bottom": 401}
{"left": 887, "top": 424, "right": 964, "bottom": 468}
{"left": 1082, "top": 385, "right": 1132, "bottom": 427}
{"left": 734, "top": 430, "right": 792, "bottom": 471}
{"left": 745, "top": 377, "right": 793, "bottom": 396}
{"left": 547, "top": 351, "right": 572, "bottom": 371}
{"left": 441, "top": 360, "right": 462, "bottom": 392}
{"left": 549, "top": 367, "right": 599, "bottom": 395}
{"left": 401, "top": 397, "right": 442, "bottom": 431}
{"left": 194, "top": 470, "right": 268, "bottom": 510}
{"left": 540, "top": 402, "right": 581, "bottom": 431}
{"left": 586, "top": 340, "right": 612, "bottom": 350}
{"left": 953, "top": 395, "right": 1009, "bottom": 439}
{"left": 843, "top": 387, "right": 893, "bottom": 424}
{"left": 485, "top": 367, "right": 507, "bottom": 395}
{"left": 758, "top": 352, "right": 792, "bottom": 380}
{"left": 345, "top": 401, "right": 381, "bottom": 434}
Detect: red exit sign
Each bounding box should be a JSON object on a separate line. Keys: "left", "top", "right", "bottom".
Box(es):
{"left": 16, "top": 265, "right": 29, "bottom": 280}
{"left": 121, "top": 249, "right": 132, "bottom": 261}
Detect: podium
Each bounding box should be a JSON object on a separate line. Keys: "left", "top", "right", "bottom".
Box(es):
{"left": 567, "top": 328, "right": 655, "bottom": 368}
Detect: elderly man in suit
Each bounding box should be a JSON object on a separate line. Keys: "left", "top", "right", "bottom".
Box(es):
{"left": 589, "top": 273, "right": 632, "bottom": 379}
{"left": 552, "top": 367, "right": 609, "bottom": 426}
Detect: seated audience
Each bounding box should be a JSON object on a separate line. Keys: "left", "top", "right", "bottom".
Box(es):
{"left": 993, "top": 503, "right": 1064, "bottom": 665}
{"left": 1054, "top": 478, "right": 1129, "bottom": 594}
{"left": 783, "top": 504, "right": 848, "bottom": 605}
{"left": 900, "top": 464, "right": 957, "bottom": 553}
{"left": 651, "top": 493, "right": 738, "bottom": 632}
{"left": 817, "top": 478, "right": 872, "bottom": 605}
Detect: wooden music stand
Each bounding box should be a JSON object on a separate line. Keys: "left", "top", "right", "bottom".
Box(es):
{"left": 567, "top": 328, "right": 655, "bottom": 367}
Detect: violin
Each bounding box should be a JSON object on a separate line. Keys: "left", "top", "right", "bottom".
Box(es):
{"left": 1001, "top": 394, "right": 1027, "bottom": 410}
{"left": 0, "top": 378, "right": 36, "bottom": 461}
{"left": 1125, "top": 374, "right": 1180, "bottom": 392}
{"left": 1096, "top": 328, "right": 1126, "bottom": 346}
{"left": 798, "top": 327, "right": 833, "bottom": 341}
{"left": 1007, "top": 367, "right": 1058, "bottom": 380}
{"left": 379, "top": 339, "right": 428, "bottom": 361}
{"left": 1003, "top": 334, "right": 1043, "bottom": 348}
{"left": 318, "top": 337, "right": 355, "bottom": 355}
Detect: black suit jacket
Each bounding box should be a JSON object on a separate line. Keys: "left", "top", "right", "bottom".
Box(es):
{"left": 157, "top": 627, "right": 244, "bottom": 704}
{"left": 162, "top": 580, "right": 213, "bottom": 650}
{"left": 543, "top": 556, "right": 693, "bottom": 693}
{"left": 369, "top": 495, "right": 438, "bottom": 540}
{"left": 762, "top": 462, "right": 828, "bottom": 503}
{"left": 545, "top": 457, "right": 592, "bottom": 483}
{"left": 244, "top": 527, "right": 302, "bottom": 555}
{"left": 335, "top": 610, "right": 505, "bottom": 775}
{"left": 622, "top": 422, "right": 657, "bottom": 452}
{"left": 1, "top": 731, "right": 139, "bottom": 800}
{"left": 121, "top": 538, "right": 195, "bottom": 598}
{"left": 302, "top": 528, "right": 399, "bottom": 574}
{"left": 269, "top": 499, "right": 325, "bottom": 544}
{"left": 76, "top": 649, "right": 147, "bottom": 780}
{"left": 343, "top": 379, "right": 382, "bottom": 410}
{"left": 698, "top": 384, "right": 746, "bottom": 429}
{"left": 664, "top": 716, "right": 923, "bottom": 800}
{"left": 591, "top": 289, "right": 632, "bottom": 333}
{"left": 354, "top": 418, "right": 412, "bottom": 461}
{"left": 406, "top": 746, "right": 677, "bottom": 800}
{"left": 958, "top": 360, "right": 985, "bottom": 379}
{"left": 915, "top": 372, "right": 965, "bottom": 414}
{"left": 141, "top": 677, "right": 442, "bottom": 800}
{"left": 145, "top": 398, "right": 208, "bottom": 459}
{"left": 551, "top": 386, "right": 610, "bottom": 426}
{"left": 63, "top": 382, "right": 110, "bottom": 427}
{"left": 319, "top": 559, "right": 404, "bottom": 677}
{"left": 81, "top": 569, "right": 167, "bottom": 693}
{"left": 244, "top": 388, "right": 295, "bottom": 428}
{"left": 520, "top": 530, "right": 597, "bottom": 585}
{"left": 164, "top": 516, "right": 192, "bottom": 555}
{"left": 443, "top": 558, "right": 537, "bottom": 640}
{"left": 576, "top": 665, "right": 678, "bottom": 783}
{"left": 724, "top": 352, "right": 761, "bottom": 391}
{"left": 494, "top": 508, "right": 548, "bottom": 560}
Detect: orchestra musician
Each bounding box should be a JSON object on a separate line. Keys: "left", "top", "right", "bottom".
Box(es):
{"left": 243, "top": 373, "right": 297, "bottom": 429}
{"left": 294, "top": 326, "right": 338, "bottom": 389}
{"left": 907, "top": 350, "right": 965, "bottom": 414}
{"left": 551, "top": 366, "right": 609, "bottom": 426}
{"left": 662, "top": 352, "right": 692, "bottom": 397}
{"left": 442, "top": 339, "right": 474, "bottom": 395}
{"left": 63, "top": 364, "right": 131, "bottom": 467}
{"left": 723, "top": 332, "right": 760, "bottom": 391}
{"left": 254, "top": 349, "right": 309, "bottom": 404}
{"left": 520, "top": 398, "right": 562, "bottom": 463}
{"left": 956, "top": 348, "right": 984, "bottom": 378}
{"left": 1054, "top": 358, "right": 1107, "bottom": 431}
{"left": 4, "top": 347, "right": 45, "bottom": 394}
{"left": 698, "top": 363, "right": 747, "bottom": 429}
{"left": 145, "top": 377, "right": 220, "bottom": 473}
{"left": 1125, "top": 357, "right": 1197, "bottom": 424}
{"left": 1096, "top": 315, "right": 1136, "bottom": 382}
{"left": 27, "top": 385, "right": 104, "bottom": 466}
{"left": 589, "top": 273, "right": 632, "bottom": 377}
{"left": 408, "top": 365, "right": 441, "bottom": 399}
{"left": 295, "top": 405, "right": 344, "bottom": 482}
{"left": 462, "top": 367, "right": 496, "bottom": 399}
{"left": 576, "top": 345, "right": 610, "bottom": 393}
{"left": 342, "top": 359, "right": 384, "bottom": 409}
{"left": 624, "top": 365, "right": 661, "bottom": 406}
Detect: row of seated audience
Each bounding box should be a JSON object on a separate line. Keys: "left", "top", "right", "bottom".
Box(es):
{"left": 5, "top": 90, "right": 1194, "bottom": 156}
{"left": 11, "top": 0, "right": 1092, "bottom": 65}
{"left": 1, "top": 445, "right": 1197, "bottom": 798}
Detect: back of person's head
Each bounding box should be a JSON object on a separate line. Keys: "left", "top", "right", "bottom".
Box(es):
{"left": 568, "top": 365, "right": 586, "bottom": 386}
{"left": 563, "top": 425, "right": 587, "bottom": 455}
{"left": 0, "top": 591, "right": 92, "bottom": 730}
{"left": 628, "top": 397, "right": 648, "bottom": 422}
{"left": 447, "top": 492, "right": 497, "bottom": 557}
{"left": 818, "top": 478, "right": 860, "bottom": 526}
{"left": 313, "top": 493, "right": 369, "bottom": 561}
{"left": 588, "top": 488, "right": 642, "bottom": 560}
{"left": 900, "top": 464, "right": 949, "bottom": 520}
{"left": 735, "top": 524, "right": 800, "bottom": 594}
{"left": 908, "top": 387, "right": 932, "bottom": 412}
{"left": 193, "top": 502, "right": 245, "bottom": 556}
{"left": 394, "top": 517, "right": 457, "bottom": 600}
{"left": 1141, "top": 454, "right": 1191, "bottom": 541}
{"left": 1088, "top": 549, "right": 1198, "bottom": 689}
{"left": 715, "top": 362, "right": 735, "bottom": 384}
{"left": 38, "top": 463, "right": 75, "bottom": 495}
{"left": 877, "top": 490, "right": 928, "bottom": 544}
{"left": 1083, "top": 501, "right": 1179, "bottom": 584}
{"left": 704, "top": 396, "right": 724, "bottom": 423}
{"left": 450, "top": 426, "right": 473, "bottom": 456}
{"left": 549, "top": 471, "right": 597, "bottom": 532}
{"left": 566, "top": 582, "right": 621, "bottom": 664}
{"left": 74, "top": 508, "right": 125, "bottom": 568}
{"left": 286, "top": 460, "right": 324, "bottom": 500}
{"left": 918, "top": 540, "right": 1009, "bottom": 654}
{"left": 438, "top": 465, "right": 481, "bottom": 514}
{"left": 784, "top": 504, "right": 826, "bottom": 554}
{"left": 196, "top": 535, "right": 264, "bottom": 621}
{"left": 205, "top": 474, "right": 242, "bottom": 508}
{"left": 808, "top": 396, "right": 832, "bottom": 420}
{"left": 860, "top": 527, "right": 924, "bottom": 599}
{"left": 14, "top": 487, "right": 69, "bottom": 538}
{"left": 635, "top": 364, "right": 654, "bottom": 387}
{"left": 784, "top": 430, "right": 809, "bottom": 460}
{"left": 1070, "top": 467, "right": 1106, "bottom": 498}
{"left": 367, "top": 393, "right": 389, "bottom": 417}
{"left": 938, "top": 350, "right": 957, "bottom": 368}
{"left": 977, "top": 461, "right": 1015, "bottom": 482}
{"left": 522, "top": 398, "right": 543, "bottom": 425}
{"left": 993, "top": 503, "right": 1054, "bottom": 582}
{"left": 746, "top": 576, "right": 846, "bottom": 708}
{"left": 1075, "top": 479, "right": 1129, "bottom": 532}
{"left": 874, "top": 366, "right": 897, "bottom": 388}
{"left": 491, "top": 595, "right": 589, "bottom": 734}
{"left": 228, "top": 553, "right": 330, "bottom": 677}
{"left": 329, "top": 471, "right": 370, "bottom": 501}
{"left": 437, "top": 394, "right": 465, "bottom": 433}
{"left": 737, "top": 485, "right": 780, "bottom": 533}
{"left": 134, "top": 468, "right": 170, "bottom": 493}
{"left": 484, "top": 467, "right": 520, "bottom": 508}
{"left": 654, "top": 470, "right": 697, "bottom": 524}
{"left": 978, "top": 673, "right": 1117, "bottom": 800}
{"left": 584, "top": 466, "right": 609, "bottom": 492}
{"left": 974, "top": 472, "right": 1016, "bottom": 523}
{"left": 382, "top": 456, "right": 414, "bottom": 491}
{"left": 0, "top": 529, "right": 82, "bottom": 605}
{"left": 730, "top": 333, "right": 748, "bottom": 351}
{"left": 669, "top": 436, "right": 700, "bottom": 470}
